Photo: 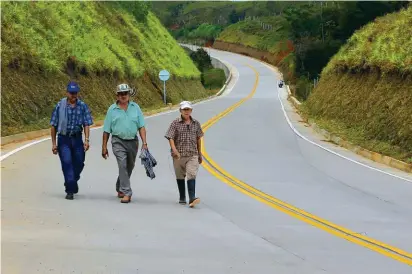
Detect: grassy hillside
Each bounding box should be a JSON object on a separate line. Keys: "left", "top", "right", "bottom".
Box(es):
{"left": 304, "top": 6, "right": 412, "bottom": 163}
{"left": 176, "top": 1, "right": 407, "bottom": 101}
{"left": 1, "top": 1, "right": 209, "bottom": 136}
{"left": 322, "top": 7, "right": 412, "bottom": 75}
{"left": 215, "top": 16, "right": 295, "bottom": 81}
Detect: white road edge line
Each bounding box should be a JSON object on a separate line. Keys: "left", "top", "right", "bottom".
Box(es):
{"left": 257, "top": 62, "right": 412, "bottom": 183}
{"left": 0, "top": 60, "right": 239, "bottom": 163}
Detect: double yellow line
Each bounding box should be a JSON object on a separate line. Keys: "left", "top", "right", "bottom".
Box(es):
{"left": 200, "top": 64, "right": 412, "bottom": 266}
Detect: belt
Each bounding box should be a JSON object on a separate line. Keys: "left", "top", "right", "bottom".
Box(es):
{"left": 59, "top": 131, "right": 82, "bottom": 137}
{"left": 112, "top": 135, "right": 137, "bottom": 141}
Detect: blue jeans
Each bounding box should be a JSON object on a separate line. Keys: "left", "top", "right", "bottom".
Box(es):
{"left": 57, "top": 134, "right": 85, "bottom": 194}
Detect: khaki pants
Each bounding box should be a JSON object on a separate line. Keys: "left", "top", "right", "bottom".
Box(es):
{"left": 173, "top": 155, "right": 199, "bottom": 180}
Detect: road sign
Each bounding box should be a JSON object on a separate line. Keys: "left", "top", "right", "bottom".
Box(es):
{"left": 159, "top": 69, "right": 170, "bottom": 104}
{"left": 159, "top": 70, "right": 170, "bottom": 81}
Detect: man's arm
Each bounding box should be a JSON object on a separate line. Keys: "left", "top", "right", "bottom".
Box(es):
{"left": 51, "top": 126, "right": 58, "bottom": 154}
{"left": 165, "top": 121, "right": 179, "bottom": 158}
{"left": 136, "top": 106, "right": 147, "bottom": 148}
{"left": 197, "top": 137, "right": 202, "bottom": 164}
{"left": 102, "top": 131, "right": 110, "bottom": 159}
{"left": 102, "top": 107, "right": 112, "bottom": 159}
{"left": 83, "top": 125, "right": 90, "bottom": 151}
{"left": 82, "top": 103, "right": 93, "bottom": 151}
{"left": 50, "top": 103, "right": 59, "bottom": 154}
{"left": 169, "top": 138, "right": 180, "bottom": 159}
{"left": 196, "top": 122, "right": 204, "bottom": 164}
{"left": 138, "top": 126, "right": 147, "bottom": 148}
{"left": 84, "top": 126, "right": 90, "bottom": 141}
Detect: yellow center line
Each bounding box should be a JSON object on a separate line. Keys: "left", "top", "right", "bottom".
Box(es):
{"left": 199, "top": 64, "right": 412, "bottom": 266}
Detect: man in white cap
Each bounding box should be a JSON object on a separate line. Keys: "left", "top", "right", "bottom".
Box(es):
{"left": 101, "top": 83, "right": 148, "bottom": 203}
{"left": 165, "top": 101, "right": 203, "bottom": 208}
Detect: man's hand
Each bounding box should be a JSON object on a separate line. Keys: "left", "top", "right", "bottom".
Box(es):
{"left": 52, "top": 145, "right": 58, "bottom": 155}
{"left": 198, "top": 154, "right": 203, "bottom": 164}
{"left": 142, "top": 143, "right": 148, "bottom": 150}
{"left": 102, "top": 146, "right": 109, "bottom": 159}
{"left": 84, "top": 140, "right": 90, "bottom": 152}
{"left": 172, "top": 148, "right": 180, "bottom": 160}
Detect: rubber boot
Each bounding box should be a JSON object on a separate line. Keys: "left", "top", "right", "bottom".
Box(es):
{"left": 187, "top": 179, "right": 200, "bottom": 208}
{"left": 177, "top": 179, "right": 186, "bottom": 204}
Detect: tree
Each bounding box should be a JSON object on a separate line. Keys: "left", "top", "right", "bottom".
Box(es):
{"left": 189, "top": 48, "right": 212, "bottom": 72}
{"left": 228, "top": 9, "right": 239, "bottom": 24}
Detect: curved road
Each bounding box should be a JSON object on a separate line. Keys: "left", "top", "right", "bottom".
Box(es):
{"left": 2, "top": 48, "right": 412, "bottom": 273}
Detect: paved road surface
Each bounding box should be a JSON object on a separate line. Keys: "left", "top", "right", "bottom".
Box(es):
{"left": 2, "top": 48, "right": 412, "bottom": 273}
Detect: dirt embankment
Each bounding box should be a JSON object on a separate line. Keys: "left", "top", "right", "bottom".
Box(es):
{"left": 305, "top": 71, "right": 412, "bottom": 162}
{"left": 1, "top": 69, "right": 209, "bottom": 136}
{"left": 213, "top": 40, "right": 295, "bottom": 81}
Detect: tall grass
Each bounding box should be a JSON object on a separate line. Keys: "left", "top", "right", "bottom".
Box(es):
{"left": 305, "top": 6, "right": 412, "bottom": 162}
{"left": 323, "top": 6, "right": 412, "bottom": 75}
{"left": 217, "top": 16, "right": 291, "bottom": 53}
{"left": 1, "top": 1, "right": 200, "bottom": 78}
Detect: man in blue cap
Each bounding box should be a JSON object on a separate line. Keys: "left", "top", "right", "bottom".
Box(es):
{"left": 50, "top": 81, "right": 94, "bottom": 200}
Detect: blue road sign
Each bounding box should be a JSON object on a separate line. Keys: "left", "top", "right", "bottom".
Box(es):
{"left": 159, "top": 70, "right": 170, "bottom": 81}
{"left": 159, "top": 69, "right": 170, "bottom": 104}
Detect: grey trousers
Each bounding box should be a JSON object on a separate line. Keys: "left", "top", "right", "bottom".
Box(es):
{"left": 112, "top": 136, "right": 138, "bottom": 196}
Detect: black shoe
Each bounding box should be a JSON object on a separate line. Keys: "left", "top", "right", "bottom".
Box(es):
{"left": 65, "top": 193, "right": 74, "bottom": 200}
{"left": 179, "top": 199, "right": 187, "bottom": 205}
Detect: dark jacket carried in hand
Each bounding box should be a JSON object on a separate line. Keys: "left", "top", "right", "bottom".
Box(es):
{"left": 139, "top": 149, "right": 157, "bottom": 179}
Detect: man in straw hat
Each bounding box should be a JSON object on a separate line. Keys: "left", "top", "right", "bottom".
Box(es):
{"left": 102, "top": 83, "right": 148, "bottom": 203}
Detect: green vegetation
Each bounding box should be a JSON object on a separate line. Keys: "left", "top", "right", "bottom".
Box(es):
{"left": 218, "top": 16, "right": 290, "bottom": 53}
{"left": 187, "top": 23, "right": 223, "bottom": 41}
{"left": 189, "top": 48, "right": 213, "bottom": 71}
{"left": 216, "top": 1, "right": 408, "bottom": 100}
{"left": 1, "top": 1, "right": 210, "bottom": 136}
{"left": 1, "top": 1, "right": 199, "bottom": 78}
{"left": 155, "top": 1, "right": 408, "bottom": 101}
{"left": 202, "top": 68, "right": 226, "bottom": 90}
{"left": 189, "top": 48, "right": 226, "bottom": 91}
{"left": 304, "top": 6, "right": 412, "bottom": 163}
{"left": 322, "top": 6, "right": 412, "bottom": 75}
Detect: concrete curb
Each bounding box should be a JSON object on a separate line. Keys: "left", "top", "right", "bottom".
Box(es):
{"left": 287, "top": 91, "right": 412, "bottom": 174}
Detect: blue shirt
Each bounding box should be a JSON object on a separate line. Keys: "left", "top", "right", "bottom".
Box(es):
{"left": 103, "top": 101, "right": 145, "bottom": 140}
{"left": 50, "top": 98, "right": 93, "bottom": 133}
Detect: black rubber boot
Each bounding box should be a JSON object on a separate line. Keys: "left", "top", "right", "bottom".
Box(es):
{"left": 187, "top": 179, "right": 200, "bottom": 208}
{"left": 177, "top": 179, "right": 186, "bottom": 204}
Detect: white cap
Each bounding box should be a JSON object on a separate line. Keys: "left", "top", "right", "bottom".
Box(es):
{"left": 180, "top": 101, "right": 193, "bottom": 109}
{"left": 116, "top": 83, "right": 132, "bottom": 93}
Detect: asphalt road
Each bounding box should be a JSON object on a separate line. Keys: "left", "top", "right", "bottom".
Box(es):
{"left": 2, "top": 48, "right": 412, "bottom": 274}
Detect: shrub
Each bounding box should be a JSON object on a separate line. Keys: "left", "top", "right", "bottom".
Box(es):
{"left": 202, "top": 68, "right": 226, "bottom": 89}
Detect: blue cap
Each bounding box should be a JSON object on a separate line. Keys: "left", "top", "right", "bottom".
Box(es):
{"left": 67, "top": 81, "right": 80, "bottom": 92}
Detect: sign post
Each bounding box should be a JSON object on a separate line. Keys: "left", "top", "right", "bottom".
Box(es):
{"left": 159, "top": 69, "right": 170, "bottom": 104}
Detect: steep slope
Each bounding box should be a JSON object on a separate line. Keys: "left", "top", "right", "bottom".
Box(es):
{"left": 1, "top": 1, "right": 208, "bottom": 136}
{"left": 214, "top": 16, "right": 295, "bottom": 81}
{"left": 304, "top": 6, "right": 412, "bottom": 163}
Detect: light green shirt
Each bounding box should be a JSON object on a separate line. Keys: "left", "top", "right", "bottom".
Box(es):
{"left": 103, "top": 101, "right": 145, "bottom": 140}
